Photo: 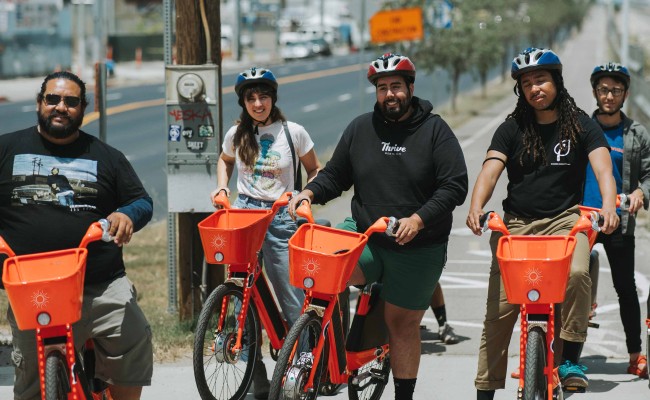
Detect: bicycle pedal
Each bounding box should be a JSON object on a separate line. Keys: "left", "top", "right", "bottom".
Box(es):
{"left": 588, "top": 321, "right": 600, "bottom": 329}
{"left": 562, "top": 385, "right": 586, "bottom": 393}
{"left": 419, "top": 325, "right": 427, "bottom": 330}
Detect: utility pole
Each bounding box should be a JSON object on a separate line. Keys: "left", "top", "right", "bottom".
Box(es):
{"left": 168, "top": 0, "right": 223, "bottom": 320}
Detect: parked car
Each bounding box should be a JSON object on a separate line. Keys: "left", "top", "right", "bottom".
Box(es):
{"left": 281, "top": 38, "right": 332, "bottom": 61}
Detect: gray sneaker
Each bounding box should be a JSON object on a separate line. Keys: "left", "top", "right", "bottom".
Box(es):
{"left": 438, "top": 323, "right": 459, "bottom": 344}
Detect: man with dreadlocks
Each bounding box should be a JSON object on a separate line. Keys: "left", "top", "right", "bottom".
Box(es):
{"left": 466, "top": 48, "right": 619, "bottom": 399}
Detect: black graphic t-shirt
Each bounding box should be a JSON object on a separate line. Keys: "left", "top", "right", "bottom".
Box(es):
{"left": 488, "top": 114, "right": 608, "bottom": 218}
{"left": 0, "top": 127, "right": 150, "bottom": 285}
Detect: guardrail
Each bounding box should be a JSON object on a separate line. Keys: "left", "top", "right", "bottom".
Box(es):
{"left": 608, "top": 15, "right": 650, "bottom": 128}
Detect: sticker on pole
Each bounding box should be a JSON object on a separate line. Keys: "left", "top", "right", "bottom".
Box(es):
{"left": 369, "top": 7, "right": 424, "bottom": 44}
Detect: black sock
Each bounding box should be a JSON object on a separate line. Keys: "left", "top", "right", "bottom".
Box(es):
{"left": 432, "top": 305, "right": 447, "bottom": 326}
{"left": 477, "top": 389, "right": 495, "bottom": 400}
{"left": 394, "top": 377, "right": 416, "bottom": 400}
{"left": 562, "top": 340, "right": 583, "bottom": 364}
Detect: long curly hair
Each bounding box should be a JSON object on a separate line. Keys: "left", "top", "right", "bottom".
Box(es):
{"left": 509, "top": 71, "right": 587, "bottom": 166}
{"left": 234, "top": 83, "right": 286, "bottom": 169}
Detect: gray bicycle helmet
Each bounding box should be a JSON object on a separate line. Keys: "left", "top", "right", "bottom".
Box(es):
{"left": 367, "top": 53, "right": 416, "bottom": 85}
{"left": 511, "top": 48, "right": 562, "bottom": 80}
{"left": 590, "top": 62, "right": 630, "bottom": 89}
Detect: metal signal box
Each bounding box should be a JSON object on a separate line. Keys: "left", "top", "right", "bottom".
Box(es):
{"left": 165, "top": 64, "right": 220, "bottom": 212}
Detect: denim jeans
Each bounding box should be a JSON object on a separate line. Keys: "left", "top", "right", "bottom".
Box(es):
{"left": 234, "top": 195, "right": 305, "bottom": 326}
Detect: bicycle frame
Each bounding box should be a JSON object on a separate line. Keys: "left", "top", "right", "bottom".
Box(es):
{"left": 198, "top": 191, "right": 293, "bottom": 357}
{"left": 281, "top": 202, "right": 390, "bottom": 396}
{"left": 483, "top": 211, "right": 595, "bottom": 400}
{"left": 1, "top": 220, "right": 111, "bottom": 400}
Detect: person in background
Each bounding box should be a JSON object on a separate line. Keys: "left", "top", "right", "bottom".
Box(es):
{"left": 466, "top": 48, "right": 619, "bottom": 399}
{"left": 212, "top": 67, "right": 321, "bottom": 399}
{"left": 3, "top": 71, "right": 153, "bottom": 400}
{"left": 581, "top": 62, "right": 650, "bottom": 379}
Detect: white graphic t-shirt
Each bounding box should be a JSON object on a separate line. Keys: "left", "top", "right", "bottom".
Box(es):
{"left": 223, "top": 120, "right": 314, "bottom": 201}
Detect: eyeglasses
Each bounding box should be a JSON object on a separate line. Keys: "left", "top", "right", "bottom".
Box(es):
{"left": 596, "top": 87, "right": 625, "bottom": 97}
{"left": 43, "top": 94, "right": 81, "bottom": 108}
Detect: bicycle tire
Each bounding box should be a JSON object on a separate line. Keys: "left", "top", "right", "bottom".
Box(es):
{"left": 45, "top": 352, "right": 69, "bottom": 400}
{"left": 269, "top": 311, "right": 325, "bottom": 400}
{"left": 523, "top": 327, "right": 547, "bottom": 400}
{"left": 347, "top": 354, "right": 390, "bottom": 400}
{"left": 193, "top": 282, "right": 260, "bottom": 400}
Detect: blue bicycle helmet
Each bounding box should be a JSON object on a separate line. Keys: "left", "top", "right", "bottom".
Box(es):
{"left": 367, "top": 53, "right": 416, "bottom": 85}
{"left": 590, "top": 62, "right": 630, "bottom": 89}
{"left": 235, "top": 67, "right": 278, "bottom": 97}
{"left": 511, "top": 48, "right": 562, "bottom": 80}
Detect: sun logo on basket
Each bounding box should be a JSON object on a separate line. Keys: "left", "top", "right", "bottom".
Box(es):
{"left": 210, "top": 234, "right": 226, "bottom": 250}
{"left": 302, "top": 258, "right": 320, "bottom": 276}
{"left": 524, "top": 267, "right": 543, "bottom": 286}
{"left": 31, "top": 290, "right": 49, "bottom": 309}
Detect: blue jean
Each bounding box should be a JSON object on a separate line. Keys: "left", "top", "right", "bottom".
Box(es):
{"left": 234, "top": 195, "right": 305, "bottom": 326}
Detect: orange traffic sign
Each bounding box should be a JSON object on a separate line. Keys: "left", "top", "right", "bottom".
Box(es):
{"left": 369, "top": 7, "right": 424, "bottom": 44}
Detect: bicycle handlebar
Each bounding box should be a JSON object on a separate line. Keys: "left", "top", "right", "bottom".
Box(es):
{"left": 479, "top": 210, "right": 601, "bottom": 238}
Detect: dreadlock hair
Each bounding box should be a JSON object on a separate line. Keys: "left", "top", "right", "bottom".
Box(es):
{"left": 234, "top": 83, "right": 286, "bottom": 169}
{"left": 508, "top": 70, "right": 587, "bottom": 166}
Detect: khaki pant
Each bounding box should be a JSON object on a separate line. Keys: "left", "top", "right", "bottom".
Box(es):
{"left": 475, "top": 206, "right": 591, "bottom": 391}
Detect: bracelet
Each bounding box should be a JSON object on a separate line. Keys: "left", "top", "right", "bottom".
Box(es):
{"left": 483, "top": 157, "right": 507, "bottom": 166}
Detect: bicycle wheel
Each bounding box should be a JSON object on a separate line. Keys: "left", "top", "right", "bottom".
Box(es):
{"left": 193, "top": 282, "right": 260, "bottom": 400}
{"left": 45, "top": 352, "right": 70, "bottom": 400}
{"left": 523, "top": 327, "right": 547, "bottom": 400}
{"left": 269, "top": 311, "right": 325, "bottom": 400}
{"left": 347, "top": 354, "right": 390, "bottom": 400}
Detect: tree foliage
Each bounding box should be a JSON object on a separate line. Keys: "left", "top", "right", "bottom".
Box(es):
{"left": 378, "top": 0, "right": 591, "bottom": 113}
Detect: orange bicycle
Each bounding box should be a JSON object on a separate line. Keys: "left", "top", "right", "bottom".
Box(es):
{"left": 194, "top": 191, "right": 297, "bottom": 400}
{"left": 268, "top": 201, "right": 392, "bottom": 400}
{"left": 480, "top": 210, "right": 599, "bottom": 400}
{"left": 2, "top": 220, "right": 113, "bottom": 400}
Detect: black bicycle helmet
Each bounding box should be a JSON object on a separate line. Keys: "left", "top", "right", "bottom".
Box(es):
{"left": 590, "top": 62, "right": 630, "bottom": 89}
{"left": 367, "top": 53, "right": 416, "bottom": 85}
{"left": 511, "top": 48, "right": 562, "bottom": 80}
{"left": 234, "top": 67, "right": 278, "bottom": 97}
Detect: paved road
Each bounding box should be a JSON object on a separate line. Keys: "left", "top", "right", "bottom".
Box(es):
{"left": 1, "top": 4, "right": 650, "bottom": 400}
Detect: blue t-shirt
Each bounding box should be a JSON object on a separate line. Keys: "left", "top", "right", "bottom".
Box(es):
{"left": 583, "top": 120, "right": 623, "bottom": 210}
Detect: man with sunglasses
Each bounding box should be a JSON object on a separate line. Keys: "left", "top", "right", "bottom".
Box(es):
{"left": 581, "top": 62, "right": 650, "bottom": 379}
{"left": 1, "top": 71, "right": 154, "bottom": 400}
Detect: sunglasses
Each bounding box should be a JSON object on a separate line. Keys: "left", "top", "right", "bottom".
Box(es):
{"left": 43, "top": 94, "right": 82, "bottom": 108}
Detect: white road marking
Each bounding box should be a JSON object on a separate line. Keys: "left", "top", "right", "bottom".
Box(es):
{"left": 21, "top": 105, "right": 35, "bottom": 112}
{"left": 302, "top": 103, "right": 319, "bottom": 113}
{"left": 337, "top": 93, "right": 352, "bottom": 102}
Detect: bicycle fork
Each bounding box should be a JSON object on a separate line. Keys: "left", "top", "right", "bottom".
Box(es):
{"left": 37, "top": 325, "right": 85, "bottom": 400}
{"left": 518, "top": 304, "right": 557, "bottom": 400}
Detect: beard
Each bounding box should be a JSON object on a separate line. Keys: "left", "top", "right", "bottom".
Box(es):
{"left": 380, "top": 95, "right": 412, "bottom": 121}
{"left": 37, "top": 109, "right": 84, "bottom": 139}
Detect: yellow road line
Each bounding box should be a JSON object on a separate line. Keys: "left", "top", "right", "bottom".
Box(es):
{"left": 82, "top": 63, "right": 363, "bottom": 126}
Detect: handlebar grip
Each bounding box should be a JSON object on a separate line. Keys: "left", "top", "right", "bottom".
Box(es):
{"left": 98, "top": 218, "right": 113, "bottom": 242}
{"left": 385, "top": 217, "right": 399, "bottom": 237}
{"left": 479, "top": 211, "right": 494, "bottom": 232}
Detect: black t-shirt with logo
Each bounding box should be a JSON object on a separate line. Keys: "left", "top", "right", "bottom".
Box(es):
{"left": 489, "top": 114, "right": 607, "bottom": 218}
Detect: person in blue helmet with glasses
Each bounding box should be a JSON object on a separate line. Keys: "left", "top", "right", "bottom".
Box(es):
{"left": 581, "top": 62, "right": 650, "bottom": 379}
{"left": 466, "top": 48, "right": 619, "bottom": 399}
{"left": 210, "top": 67, "right": 321, "bottom": 398}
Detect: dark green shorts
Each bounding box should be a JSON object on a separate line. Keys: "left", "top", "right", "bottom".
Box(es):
{"left": 337, "top": 217, "right": 447, "bottom": 310}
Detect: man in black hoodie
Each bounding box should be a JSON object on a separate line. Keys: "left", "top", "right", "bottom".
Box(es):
{"left": 288, "top": 53, "right": 468, "bottom": 400}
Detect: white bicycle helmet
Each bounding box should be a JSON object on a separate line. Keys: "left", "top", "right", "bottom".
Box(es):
{"left": 511, "top": 48, "right": 562, "bottom": 80}
{"left": 367, "top": 53, "right": 416, "bottom": 85}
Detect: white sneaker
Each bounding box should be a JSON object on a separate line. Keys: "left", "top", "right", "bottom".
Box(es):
{"left": 438, "top": 323, "right": 459, "bottom": 344}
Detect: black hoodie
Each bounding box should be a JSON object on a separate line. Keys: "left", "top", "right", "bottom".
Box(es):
{"left": 306, "top": 97, "right": 468, "bottom": 249}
